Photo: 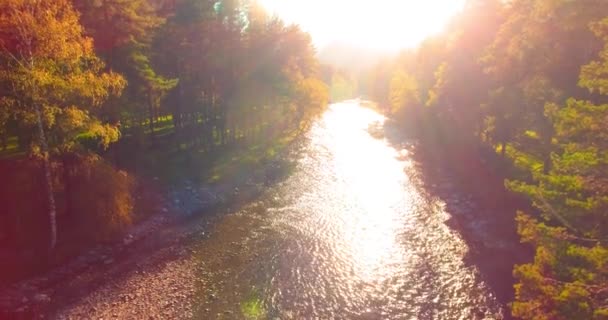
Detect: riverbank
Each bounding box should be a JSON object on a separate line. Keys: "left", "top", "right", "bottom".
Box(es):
{"left": 382, "top": 118, "right": 533, "bottom": 308}
{"left": 0, "top": 133, "right": 298, "bottom": 319}
{"left": 1, "top": 104, "right": 532, "bottom": 319}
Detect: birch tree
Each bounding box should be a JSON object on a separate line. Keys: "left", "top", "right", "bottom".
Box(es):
{"left": 0, "top": 0, "right": 124, "bottom": 251}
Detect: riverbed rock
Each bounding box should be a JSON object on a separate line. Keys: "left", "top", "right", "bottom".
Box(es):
{"left": 123, "top": 235, "right": 134, "bottom": 245}
{"left": 33, "top": 293, "right": 50, "bottom": 303}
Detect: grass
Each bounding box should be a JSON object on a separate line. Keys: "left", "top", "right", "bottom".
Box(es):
{"left": 240, "top": 294, "right": 266, "bottom": 319}
{"left": 0, "top": 136, "right": 24, "bottom": 159}
{"left": 0, "top": 118, "right": 299, "bottom": 192}
{"left": 201, "top": 132, "right": 296, "bottom": 184}
{"left": 143, "top": 116, "right": 175, "bottom": 136}
{"left": 120, "top": 124, "right": 300, "bottom": 188}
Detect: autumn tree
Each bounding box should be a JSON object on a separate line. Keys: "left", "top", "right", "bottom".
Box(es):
{"left": 72, "top": 0, "right": 163, "bottom": 60}
{"left": 389, "top": 70, "right": 420, "bottom": 121}
{"left": 368, "top": 2, "right": 608, "bottom": 316}
{"left": 483, "top": 0, "right": 608, "bottom": 173}
{"left": 509, "top": 17, "right": 608, "bottom": 319}
{"left": 0, "top": 0, "right": 125, "bottom": 250}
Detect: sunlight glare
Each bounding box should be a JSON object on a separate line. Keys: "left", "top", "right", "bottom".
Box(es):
{"left": 322, "top": 102, "right": 412, "bottom": 280}
{"left": 258, "top": 0, "right": 466, "bottom": 51}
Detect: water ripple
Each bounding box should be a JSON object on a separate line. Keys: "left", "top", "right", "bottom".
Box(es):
{"left": 242, "top": 102, "right": 504, "bottom": 319}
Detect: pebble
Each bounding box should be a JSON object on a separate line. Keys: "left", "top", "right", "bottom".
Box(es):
{"left": 33, "top": 293, "right": 51, "bottom": 303}
{"left": 3, "top": 177, "right": 261, "bottom": 318}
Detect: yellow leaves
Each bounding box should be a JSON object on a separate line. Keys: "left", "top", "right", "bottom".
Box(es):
{"left": 514, "top": 208, "right": 608, "bottom": 319}
{"left": 0, "top": 0, "right": 92, "bottom": 61}
{"left": 67, "top": 69, "right": 126, "bottom": 107}
{"left": 556, "top": 283, "right": 592, "bottom": 316}
{"left": 87, "top": 122, "right": 120, "bottom": 149}
{"left": 56, "top": 106, "right": 88, "bottom": 133}
{"left": 589, "top": 17, "right": 608, "bottom": 42}
{"left": 580, "top": 61, "right": 608, "bottom": 95}
{"left": 426, "top": 62, "right": 449, "bottom": 107}
{"left": 0, "top": 0, "right": 125, "bottom": 154}
{"left": 389, "top": 70, "right": 420, "bottom": 114}
{"left": 516, "top": 211, "right": 542, "bottom": 244}
{"left": 70, "top": 154, "right": 134, "bottom": 239}
{"left": 512, "top": 263, "right": 559, "bottom": 320}
{"left": 580, "top": 18, "right": 608, "bottom": 95}
{"left": 297, "top": 77, "right": 329, "bottom": 108}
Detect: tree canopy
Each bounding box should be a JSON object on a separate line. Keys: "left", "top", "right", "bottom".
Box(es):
{"left": 0, "top": 0, "right": 328, "bottom": 254}
{"left": 364, "top": 1, "right": 608, "bottom": 318}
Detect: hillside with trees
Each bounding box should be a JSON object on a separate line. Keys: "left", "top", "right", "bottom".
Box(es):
{"left": 365, "top": 0, "right": 608, "bottom": 318}
{"left": 0, "top": 0, "right": 327, "bottom": 280}
{"left": 3, "top": 0, "right": 608, "bottom": 319}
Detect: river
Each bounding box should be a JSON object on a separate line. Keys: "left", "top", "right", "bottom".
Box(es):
{"left": 193, "top": 101, "right": 506, "bottom": 319}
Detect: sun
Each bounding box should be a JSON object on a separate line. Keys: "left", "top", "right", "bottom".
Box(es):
{"left": 258, "top": 0, "right": 466, "bottom": 51}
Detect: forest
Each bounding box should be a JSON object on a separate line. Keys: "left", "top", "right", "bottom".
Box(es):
{"left": 0, "top": 0, "right": 327, "bottom": 273}
{"left": 2, "top": 0, "right": 608, "bottom": 319}
{"left": 364, "top": 0, "right": 608, "bottom": 318}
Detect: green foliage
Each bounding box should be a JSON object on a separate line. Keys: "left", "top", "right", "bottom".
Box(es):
{"left": 507, "top": 6, "right": 608, "bottom": 317}
{"left": 367, "top": 1, "right": 608, "bottom": 318}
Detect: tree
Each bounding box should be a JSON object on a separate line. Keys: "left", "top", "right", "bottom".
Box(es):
{"left": 72, "top": 0, "right": 163, "bottom": 59}
{"left": 389, "top": 70, "right": 420, "bottom": 120}
{"left": 0, "top": 0, "right": 125, "bottom": 250}
{"left": 483, "top": 0, "right": 608, "bottom": 172}
{"left": 482, "top": 86, "right": 525, "bottom": 158}
{"left": 509, "top": 17, "right": 608, "bottom": 319}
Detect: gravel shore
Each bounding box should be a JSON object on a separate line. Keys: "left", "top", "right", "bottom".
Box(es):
{"left": 0, "top": 160, "right": 278, "bottom": 320}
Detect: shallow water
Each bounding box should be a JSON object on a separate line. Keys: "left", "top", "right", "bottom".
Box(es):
{"left": 195, "top": 101, "right": 504, "bottom": 319}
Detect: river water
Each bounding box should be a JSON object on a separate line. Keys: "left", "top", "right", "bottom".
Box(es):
{"left": 195, "top": 101, "right": 505, "bottom": 319}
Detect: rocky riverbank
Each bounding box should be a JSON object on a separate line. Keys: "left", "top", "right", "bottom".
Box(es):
{"left": 382, "top": 118, "right": 532, "bottom": 309}
{"left": 0, "top": 116, "right": 531, "bottom": 319}
{"left": 0, "top": 156, "right": 287, "bottom": 319}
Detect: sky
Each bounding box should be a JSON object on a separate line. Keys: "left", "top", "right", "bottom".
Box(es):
{"left": 258, "top": 0, "right": 467, "bottom": 52}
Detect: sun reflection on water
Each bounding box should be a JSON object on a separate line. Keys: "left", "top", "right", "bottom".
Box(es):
{"left": 321, "top": 102, "right": 412, "bottom": 281}
{"left": 192, "top": 101, "right": 504, "bottom": 319}
{"left": 258, "top": 100, "right": 504, "bottom": 318}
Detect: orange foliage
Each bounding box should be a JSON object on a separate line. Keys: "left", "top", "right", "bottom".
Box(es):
{"left": 69, "top": 154, "right": 134, "bottom": 240}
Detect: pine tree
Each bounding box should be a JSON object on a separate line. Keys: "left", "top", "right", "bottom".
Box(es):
{"left": 509, "top": 17, "right": 608, "bottom": 320}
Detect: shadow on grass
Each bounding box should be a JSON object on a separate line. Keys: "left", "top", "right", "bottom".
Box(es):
{"left": 0, "top": 136, "right": 24, "bottom": 159}
{"left": 116, "top": 128, "right": 299, "bottom": 186}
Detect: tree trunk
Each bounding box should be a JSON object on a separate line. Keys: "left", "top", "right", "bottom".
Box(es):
{"left": 543, "top": 154, "right": 552, "bottom": 174}
{"left": 501, "top": 140, "right": 507, "bottom": 158}
{"left": 62, "top": 154, "right": 74, "bottom": 219}
{"left": 35, "top": 105, "right": 57, "bottom": 251}
{"left": 148, "top": 87, "right": 156, "bottom": 141}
